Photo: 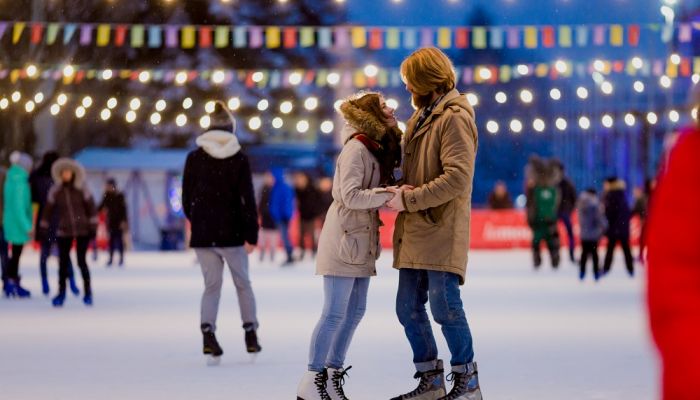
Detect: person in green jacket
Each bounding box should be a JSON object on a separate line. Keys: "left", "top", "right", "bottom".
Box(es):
{"left": 2, "top": 151, "right": 34, "bottom": 298}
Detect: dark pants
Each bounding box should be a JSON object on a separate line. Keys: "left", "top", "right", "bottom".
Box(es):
{"left": 580, "top": 240, "right": 600, "bottom": 279}
{"left": 603, "top": 235, "right": 634, "bottom": 276}
{"left": 558, "top": 211, "right": 575, "bottom": 261}
{"left": 532, "top": 222, "right": 560, "bottom": 268}
{"left": 0, "top": 227, "right": 8, "bottom": 283}
{"left": 396, "top": 269, "right": 474, "bottom": 370}
{"left": 298, "top": 219, "right": 317, "bottom": 257}
{"left": 57, "top": 236, "right": 92, "bottom": 296}
{"left": 108, "top": 228, "right": 124, "bottom": 264}
{"left": 40, "top": 237, "right": 75, "bottom": 282}
{"left": 7, "top": 243, "right": 24, "bottom": 280}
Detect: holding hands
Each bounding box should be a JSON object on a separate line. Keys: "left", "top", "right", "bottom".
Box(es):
{"left": 384, "top": 185, "right": 415, "bottom": 212}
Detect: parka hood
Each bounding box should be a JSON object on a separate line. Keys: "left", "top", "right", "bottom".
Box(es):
{"left": 196, "top": 130, "right": 241, "bottom": 159}
{"left": 51, "top": 158, "right": 86, "bottom": 189}
{"left": 339, "top": 99, "right": 388, "bottom": 144}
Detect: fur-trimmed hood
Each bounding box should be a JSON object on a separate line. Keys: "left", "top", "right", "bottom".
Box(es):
{"left": 339, "top": 99, "right": 388, "bottom": 144}
{"left": 196, "top": 130, "right": 241, "bottom": 159}
{"left": 51, "top": 158, "right": 86, "bottom": 189}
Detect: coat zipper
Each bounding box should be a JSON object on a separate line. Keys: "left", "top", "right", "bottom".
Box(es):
{"left": 64, "top": 189, "right": 78, "bottom": 237}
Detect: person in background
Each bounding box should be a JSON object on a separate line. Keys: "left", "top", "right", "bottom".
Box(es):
{"left": 294, "top": 172, "right": 321, "bottom": 260}
{"left": 0, "top": 164, "right": 8, "bottom": 295}
{"left": 30, "top": 151, "right": 79, "bottom": 296}
{"left": 553, "top": 160, "right": 577, "bottom": 263}
{"left": 98, "top": 178, "right": 128, "bottom": 267}
{"left": 576, "top": 188, "right": 607, "bottom": 281}
{"left": 602, "top": 176, "right": 635, "bottom": 277}
{"left": 632, "top": 179, "right": 655, "bottom": 264}
{"left": 647, "top": 121, "right": 700, "bottom": 400}
{"left": 317, "top": 176, "right": 334, "bottom": 228}
{"left": 182, "top": 101, "right": 261, "bottom": 365}
{"left": 525, "top": 156, "right": 561, "bottom": 269}
{"left": 269, "top": 167, "right": 295, "bottom": 266}
{"left": 40, "top": 158, "right": 98, "bottom": 307}
{"left": 3, "top": 151, "right": 34, "bottom": 298}
{"left": 487, "top": 180, "right": 513, "bottom": 210}
{"left": 257, "top": 171, "right": 278, "bottom": 263}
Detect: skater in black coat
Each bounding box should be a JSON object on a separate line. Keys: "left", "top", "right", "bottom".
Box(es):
{"left": 98, "top": 178, "right": 128, "bottom": 266}
{"left": 182, "top": 101, "right": 261, "bottom": 364}
{"left": 602, "top": 177, "right": 635, "bottom": 277}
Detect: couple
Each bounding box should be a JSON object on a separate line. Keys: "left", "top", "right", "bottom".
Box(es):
{"left": 297, "top": 47, "right": 482, "bottom": 400}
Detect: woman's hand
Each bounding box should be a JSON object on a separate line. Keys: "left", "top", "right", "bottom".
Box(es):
{"left": 385, "top": 185, "right": 414, "bottom": 212}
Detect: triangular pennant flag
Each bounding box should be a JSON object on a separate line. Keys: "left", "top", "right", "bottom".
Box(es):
{"left": 181, "top": 25, "right": 196, "bottom": 49}
{"left": 681, "top": 58, "right": 691, "bottom": 77}
{"left": 524, "top": 26, "right": 537, "bottom": 48}
{"left": 694, "top": 57, "right": 700, "bottom": 74}
{"left": 420, "top": 28, "right": 433, "bottom": 47}
{"left": 666, "top": 61, "right": 678, "bottom": 78}
{"left": 499, "top": 65, "right": 511, "bottom": 83}
{"left": 370, "top": 28, "right": 383, "bottom": 49}
{"left": 334, "top": 27, "right": 349, "bottom": 49}
{"left": 386, "top": 28, "right": 400, "bottom": 49}
{"left": 472, "top": 27, "right": 487, "bottom": 49}
{"left": 12, "top": 22, "right": 26, "bottom": 44}
{"left": 283, "top": 27, "right": 297, "bottom": 48}
{"left": 351, "top": 27, "right": 366, "bottom": 48}
{"left": 300, "top": 27, "right": 315, "bottom": 47}
{"left": 628, "top": 25, "right": 640, "bottom": 46}
{"left": 79, "top": 24, "right": 93, "bottom": 46}
{"left": 318, "top": 27, "right": 332, "bottom": 48}
{"left": 403, "top": 28, "right": 417, "bottom": 49}
{"left": 266, "top": 26, "right": 281, "bottom": 48}
{"left": 354, "top": 70, "right": 367, "bottom": 88}
{"left": 610, "top": 25, "right": 624, "bottom": 47}
{"left": 199, "top": 26, "right": 212, "bottom": 48}
{"left": 575, "top": 25, "right": 588, "bottom": 47}
{"left": 506, "top": 27, "right": 519, "bottom": 48}
{"left": 542, "top": 26, "right": 555, "bottom": 48}
{"left": 166, "top": 26, "right": 178, "bottom": 48}
{"left": 46, "top": 23, "right": 60, "bottom": 45}
{"left": 455, "top": 28, "right": 469, "bottom": 49}
{"left": 30, "top": 23, "right": 44, "bottom": 45}
{"left": 558, "top": 26, "right": 572, "bottom": 47}
{"left": 96, "top": 24, "right": 111, "bottom": 47}
{"left": 437, "top": 27, "right": 451, "bottom": 49}
{"left": 63, "top": 24, "right": 77, "bottom": 44}
{"left": 679, "top": 23, "right": 692, "bottom": 43}
{"left": 234, "top": 26, "right": 247, "bottom": 48}
{"left": 148, "top": 26, "right": 162, "bottom": 48}
{"left": 114, "top": 25, "right": 127, "bottom": 47}
{"left": 131, "top": 25, "right": 145, "bottom": 48}
{"left": 249, "top": 26, "right": 263, "bottom": 48}
{"left": 489, "top": 27, "right": 503, "bottom": 49}
{"left": 214, "top": 26, "right": 229, "bottom": 48}
{"left": 593, "top": 25, "right": 605, "bottom": 45}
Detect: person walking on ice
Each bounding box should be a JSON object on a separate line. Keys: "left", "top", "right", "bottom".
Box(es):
{"left": 386, "top": 47, "right": 483, "bottom": 400}
{"left": 182, "top": 101, "right": 261, "bottom": 366}
{"left": 296, "top": 91, "right": 401, "bottom": 400}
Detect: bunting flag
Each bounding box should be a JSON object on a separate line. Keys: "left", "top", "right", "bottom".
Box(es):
{"left": 0, "top": 21, "right": 691, "bottom": 50}
{"left": 4, "top": 56, "right": 694, "bottom": 88}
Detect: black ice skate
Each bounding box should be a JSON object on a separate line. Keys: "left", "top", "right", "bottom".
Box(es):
{"left": 201, "top": 323, "right": 223, "bottom": 366}
{"left": 243, "top": 323, "right": 262, "bottom": 353}
{"left": 391, "top": 359, "right": 446, "bottom": 400}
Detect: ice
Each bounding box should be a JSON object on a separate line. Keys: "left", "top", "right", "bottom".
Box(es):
{"left": 0, "top": 249, "right": 657, "bottom": 399}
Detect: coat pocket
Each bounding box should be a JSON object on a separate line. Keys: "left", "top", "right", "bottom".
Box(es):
{"left": 339, "top": 222, "right": 371, "bottom": 265}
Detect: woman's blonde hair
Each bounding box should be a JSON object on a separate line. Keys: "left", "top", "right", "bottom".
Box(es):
{"left": 400, "top": 47, "right": 456, "bottom": 96}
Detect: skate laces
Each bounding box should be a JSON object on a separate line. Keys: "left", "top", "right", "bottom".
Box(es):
{"left": 314, "top": 371, "right": 332, "bottom": 400}
{"left": 332, "top": 366, "right": 352, "bottom": 399}
{"left": 405, "top": 369, "right": 438, "bottom": 397}
{"left": 444, "top": 371, "right": 475, "bottom": 399}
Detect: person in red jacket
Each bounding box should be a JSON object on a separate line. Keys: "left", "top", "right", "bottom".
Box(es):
{"left": 647, "top": 123, "right": 700, "bottom": 400}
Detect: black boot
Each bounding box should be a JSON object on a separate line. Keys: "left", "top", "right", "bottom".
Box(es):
{"left": 390, "top": 360, "right": 446, "bottom": 400}
{"left": 243, "top": 322, "right": 262, "bottom": 353}
{"left": 201, "top": 323, "right": 223, "bottom": 356}
{"left": 439, "top": 362, "right": 482, "bottom": 400}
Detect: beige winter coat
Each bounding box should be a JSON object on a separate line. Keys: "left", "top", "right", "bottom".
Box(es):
{"left": 315, "top": 104, "right": 394, "bottom": 278}
{"left": 392, "top": 89, "right": 479, "bottom": 284}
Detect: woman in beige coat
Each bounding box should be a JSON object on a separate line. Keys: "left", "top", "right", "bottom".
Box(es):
{"left": 297, "top": 92, "right": 401, "bottom": 400}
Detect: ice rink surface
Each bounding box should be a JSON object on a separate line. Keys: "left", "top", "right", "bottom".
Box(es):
{"left": 0, "top": 249, "right": 657, "bottom": 400}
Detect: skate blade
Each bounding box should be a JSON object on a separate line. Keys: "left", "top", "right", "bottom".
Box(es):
{"left": 247, "top": 353, "right": 259, "bottom": 363}
{"left": 206, "top": 355, "right": 221, "bottom": 366}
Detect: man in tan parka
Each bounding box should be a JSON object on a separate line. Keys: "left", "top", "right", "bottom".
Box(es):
{"left": 387, "top": 47, "right": 483, "bottom": 400}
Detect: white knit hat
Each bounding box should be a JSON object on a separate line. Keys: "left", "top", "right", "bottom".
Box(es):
{"left": 9, "top": 151, "right": 33, "bottom": 173}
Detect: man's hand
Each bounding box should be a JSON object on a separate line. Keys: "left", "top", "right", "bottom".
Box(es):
{"left": 244, "top": 243, "right": 256, "bottom": 254}
{"left": 386, "top": 187, "right": 407, "bottom": 212}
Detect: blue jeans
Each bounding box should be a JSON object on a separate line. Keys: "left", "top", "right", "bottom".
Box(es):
{"left": 277, "top": 220, "right": 293, "bottom": 258}
{"left": 308, "top": 276, "right": 370, "bottom": 372}
{"left": 396, "top": 269, "right": 474, "bottom": 371}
